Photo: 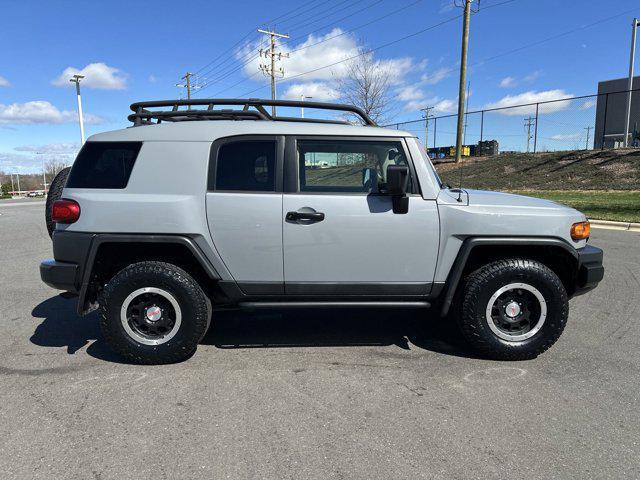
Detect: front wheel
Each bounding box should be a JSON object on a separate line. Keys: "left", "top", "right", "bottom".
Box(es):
{"left": 99, "top": 261, "right": 211, "bottom": 364}
{"left": 456, "top": 259, "right": 569, "bottom": 360}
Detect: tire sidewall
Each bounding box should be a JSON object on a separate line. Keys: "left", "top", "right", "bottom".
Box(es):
{"left": 465, "top": 262, "right": 568, "bottom": 354}
{"left": 102, "top": 266, "right": 208, "bottom": 361}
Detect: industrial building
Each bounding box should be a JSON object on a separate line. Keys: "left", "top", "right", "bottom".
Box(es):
{"left": 594, "top": 76, "right": 640, "bottom": 149}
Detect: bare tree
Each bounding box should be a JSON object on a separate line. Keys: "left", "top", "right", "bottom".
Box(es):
{"left": 44, "top": 159, "right": 68, "bottom": 178}
{"left": 336, "top": 51, "right": 392, "bottom": 125}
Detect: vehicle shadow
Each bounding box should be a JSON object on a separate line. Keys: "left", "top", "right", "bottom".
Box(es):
{"left": 203, "top": 307, "right": 477, "bottom": 358}
{"left": 30, "top": 294, "right": 126, "bottom": 363}
{"left": 30, "top": 295, "right": 477, "bottom": 363}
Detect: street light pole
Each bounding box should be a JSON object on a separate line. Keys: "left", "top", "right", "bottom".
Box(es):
{"left": 624, "top": 18, "right": 639, "bottom": 148}
{"left": 70, "top": 74, "right": 85, "bottom": 144}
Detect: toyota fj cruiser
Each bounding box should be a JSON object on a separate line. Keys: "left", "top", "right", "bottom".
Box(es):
{"left": 40, "top": 99, "right": 604, "bottom": 364}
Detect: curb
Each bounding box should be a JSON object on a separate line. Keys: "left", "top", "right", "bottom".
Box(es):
{"left": 590, "top": 219, "right": 640, "bottom": 232}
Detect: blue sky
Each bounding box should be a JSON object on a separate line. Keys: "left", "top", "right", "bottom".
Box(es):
{"left": 1, "top": 0, "right": 639, "bottom": 172}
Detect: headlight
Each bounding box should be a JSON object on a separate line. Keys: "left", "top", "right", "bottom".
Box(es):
{"left": 570, "top": 221, "right": 590, "bottom": 241}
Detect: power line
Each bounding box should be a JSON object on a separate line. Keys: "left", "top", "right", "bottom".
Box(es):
{"left": 273, "top": 0, "right": 338, "bottom": 29}
{"left": 197, "top": 0, "right": 393, "bottom": 92}
{"left": 282, "top": 0, "right": 368, "bottom": 34}
{"left": 208, "top": 0, "right": 514, "bottom": 99}
{"left": 186, "top": 0, "right": 325, "bottom": 85}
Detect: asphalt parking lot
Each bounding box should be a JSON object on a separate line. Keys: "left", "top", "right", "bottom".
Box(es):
{"left": 0, "top": 199, "right": 638, "bottom": 479}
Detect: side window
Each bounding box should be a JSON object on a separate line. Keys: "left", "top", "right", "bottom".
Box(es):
{"left": 66, "top": 142, "right": 142, "bottom": 189}
{"left": 297, "top": 139, "right": 412, "bottom": 194}
{"left": 214, "top": 140, "right": 276, "bottom": 192}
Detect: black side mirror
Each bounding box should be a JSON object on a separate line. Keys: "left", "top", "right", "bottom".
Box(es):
{"left": 385, "top": 165, "right": 409, "bottom": 195}
{"left": 385, "top": 165, "right": 409, "bottom": 214}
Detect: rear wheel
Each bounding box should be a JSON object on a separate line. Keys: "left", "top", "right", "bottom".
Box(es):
{"left": 45, "top": 166, "right": 71, "bottom": 238}
{"left": 99, "top": 261, "right": 211, "bottom": 364}
{"left": 456, "top": 258, "right": 568, "bottom": 360}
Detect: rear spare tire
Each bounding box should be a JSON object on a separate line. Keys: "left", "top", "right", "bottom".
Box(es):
{"left": 45, "top": 166, "right": 71, "bottom": 238}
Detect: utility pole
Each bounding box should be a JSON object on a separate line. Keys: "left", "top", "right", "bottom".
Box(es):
{"left": 69, "top": 74, "right": 85, "bottom": 144}
{"left": 524, "top": 116, "right": 536, "bottom": 153}
{"left": 176, "top": 72, "right": 196, "bottom": 100}
{"left": 258, "top": 28, "right": 289, "bottom": 116}
{"left": 584, "top": 126, "right": 593, "bottom": 150}
{"left": 624, "top": 18, "right": 639, "bottom": 148}
{"left": 454, "top": 0, "right": 473, "bottom": 163}
{"left": 420, "top": 106, "right": 434, "bottom": 148}
{"left": 300, "top": 95, "right": 312, "bottom": 118}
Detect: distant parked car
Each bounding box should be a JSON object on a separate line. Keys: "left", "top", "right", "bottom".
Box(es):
{"left": 27, "top": 192, "right": 37, "bottom": 197}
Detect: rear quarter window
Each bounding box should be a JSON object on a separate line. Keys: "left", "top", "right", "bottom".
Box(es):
{"left": 66, "top": 141, "right": 142, "bottom": 189}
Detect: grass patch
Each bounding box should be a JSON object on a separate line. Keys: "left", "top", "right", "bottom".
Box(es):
{"left": 513, "top": 190, "right": 640, "bottom": 223}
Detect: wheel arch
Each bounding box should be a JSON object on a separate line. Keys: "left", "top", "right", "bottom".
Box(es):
{"left": 78, "top": 235, "right": 220, "bottom": 315}
{"left": 439, "top": 237, "right": 579, "bottom": 317}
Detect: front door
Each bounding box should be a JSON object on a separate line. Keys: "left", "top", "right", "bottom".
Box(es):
{"left": 282, "top": 137, "right": 439, "bottom": 296}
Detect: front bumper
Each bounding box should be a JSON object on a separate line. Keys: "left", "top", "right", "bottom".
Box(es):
{"left": 574, "top": 244, "right": 604, "bottom": 296}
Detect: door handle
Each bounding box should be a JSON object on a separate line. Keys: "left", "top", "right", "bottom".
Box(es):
{"left": 286, "top": 211, "right": 325, "bottom": 222}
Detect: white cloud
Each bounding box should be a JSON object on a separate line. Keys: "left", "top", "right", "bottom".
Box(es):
{"left": 523, "top": 70, "right": 542, "bottom": 82}
{"left": 421, "top": 67, "right": 451, "bottom": 85}
{"left": 431, "top": 98, "right": 457, "bottom": 114}
{"left": 396, "top": 85, "right": 425, "bottom": 103}
{"left": 580, "top": 99, "right": 597, "bottom": 110}
{"left": 0, "top": 152, "right": 42, "bottom": 173}
{"left": 499, "top": 76, "right": 516, "bottom": 88}
{"left": 52, "top": 62, "right": 127, "bottom": 90}
{"left": 240, "top": 29, "right": 419, "bottom": 86}
{"left": 484, "top": 90, "right": 574, "bottom": 116}
{"left": 550, "top": 133, "right": 582, "bottom": 141}
{"left": 148, "top": 74, "right": 157, "bottom": 83}
{"left": 0, "top": 76, "right": 10, "bottom": 87}
{"left": 438, "top": 0, "right": 455, "bottom": 13}
{"left": 281, "top": 82, "right": 340, "bottom": 101}
{"left": 14, "top": 143, "right": 80, "bottom": 154}
{"left": 0, "top": 101, "right": 104, "bottom": 125}
{"left": 240, "top": 28, "right": 358, "bottom": 81}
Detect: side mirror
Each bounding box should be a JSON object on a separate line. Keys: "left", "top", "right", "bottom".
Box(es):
{"left": 385, "top": 165, "right": 409, "bottom": 195}
{"left": 385, "top": 165, "right": 409, "bottom": 214}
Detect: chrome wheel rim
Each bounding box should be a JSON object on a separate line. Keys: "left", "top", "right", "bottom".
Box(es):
{"left": 120, "top": 287, "right": 182, "bottom": 346}
{"left": 485, "top": 282, "right": 547, "bottom": 342}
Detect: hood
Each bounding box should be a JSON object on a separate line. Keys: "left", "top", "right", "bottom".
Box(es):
{"left": 464, "top": 189, "right": 570, "bottom": 210}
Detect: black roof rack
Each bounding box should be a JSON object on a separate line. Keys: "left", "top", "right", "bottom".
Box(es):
{"left": 128, "top": 98, "right": 377, "bottom": 127}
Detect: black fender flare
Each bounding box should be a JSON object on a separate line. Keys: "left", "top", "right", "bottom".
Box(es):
{"left": 439, "top": 236, "right": 578, "bottom": 317}
{"left": 77, "top": 234, "right": 220, "bottom": 315}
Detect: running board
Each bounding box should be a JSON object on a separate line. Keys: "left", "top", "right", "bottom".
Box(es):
{"left": 238, "top": 301, "right": 431, "bottom": 309}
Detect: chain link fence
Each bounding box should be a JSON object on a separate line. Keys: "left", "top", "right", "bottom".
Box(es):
{"left": 386, "top": 88, "right": 640, "bottom": 158}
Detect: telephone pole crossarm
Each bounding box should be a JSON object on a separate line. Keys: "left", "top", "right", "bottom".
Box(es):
{"left": 258, "top": 29, "right": 290, "bottom": 116}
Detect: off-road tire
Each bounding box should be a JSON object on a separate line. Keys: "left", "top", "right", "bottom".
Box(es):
{"left": 45, "top": 166, "right": 71, "bottom": 238}
{"left": 456, "top": 258, "right": 569, "bottom": 360}
{"left": 99, "top": 261, "right": 211, "bottom": 364}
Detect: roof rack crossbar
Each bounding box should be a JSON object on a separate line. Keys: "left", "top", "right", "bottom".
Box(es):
{"left": 128, "top": 98, "right": 376, "bottom": 127}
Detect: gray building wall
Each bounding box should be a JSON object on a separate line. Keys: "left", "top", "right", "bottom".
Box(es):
{"left": 594, "top": 76, "right": 640, "bottom": 149}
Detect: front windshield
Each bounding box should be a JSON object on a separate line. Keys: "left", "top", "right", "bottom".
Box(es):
{"left": 410, "top": 138, "right": 444, "bottom": 188}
